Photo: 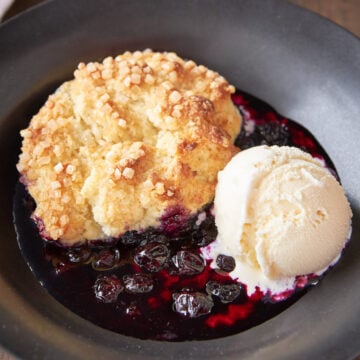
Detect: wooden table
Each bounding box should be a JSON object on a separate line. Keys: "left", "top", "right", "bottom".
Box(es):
{"left": 0, "top": 0, "right": 359, "bottom": 359}
{"left": 289, "top": 0, "right": 360, "bottom": 37}
{"left": 3, "top": 0, "right": 360, "bottom": 37}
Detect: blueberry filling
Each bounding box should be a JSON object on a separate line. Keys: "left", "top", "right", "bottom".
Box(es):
{"left": 94, "top": 275, "right": 124, "bottom": 303}
{"left": 206, "top": 281, "right": 244, "bottom": 304}
{"left": 172, "top": 291, "right": 214, "bottom": 318}
{"left": 134, "top": 242, "right": 170, "bottom": 273}
{"left": 14, "top": 89, "right": 336, "bottom": 341}
{"left": 216, "top": 254, "right": 236, "bottom": 273}
{"left": 172, "top": 251, "right": 205, "bottom": 276}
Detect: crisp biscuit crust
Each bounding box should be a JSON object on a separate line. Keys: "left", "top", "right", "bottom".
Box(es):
{"left": 17, "top": 50, "right": 241, "bottom": 245}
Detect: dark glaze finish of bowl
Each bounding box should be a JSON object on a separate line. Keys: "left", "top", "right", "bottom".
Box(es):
{"left": 0, "top": 0, "right": 359, "bottom": 359}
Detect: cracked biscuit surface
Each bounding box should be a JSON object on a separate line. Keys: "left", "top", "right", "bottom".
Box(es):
{"left": 17, "top": 50, "right": 241, "bottom": 245}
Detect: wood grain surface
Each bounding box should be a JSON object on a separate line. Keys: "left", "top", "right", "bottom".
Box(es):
{"left": 0, "top": 0, "right": 359, "bottom": 359}
{"left": 3, "top": 0, "right": 360, "bottom": 37}
{"left": 289, "top": 0, "right": 360, "bottom": 37}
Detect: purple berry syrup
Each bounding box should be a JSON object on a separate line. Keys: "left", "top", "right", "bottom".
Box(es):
{"left": 13, "top": 89, "right": 336, "bottom": 341}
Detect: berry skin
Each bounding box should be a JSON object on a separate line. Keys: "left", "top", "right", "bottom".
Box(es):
{"left": 216, "top": 254, "right": 236, "bottom": 272}
{"left": 172, "top": 291, "right": 214, "bottom": 318}
{"left": 134, "top": 242, "right": 170, "bottom": 272}
{"left": 206, "top": 281, "right": 243, "bottom": 304}
{"left": 172, "top": 251, "right": 205, "bottom": 275}
{"left": 258, "top": 122, "right": 290, "bottom": 146}
{"left": 123, "top": 273, "right": 154, "bottom": 293}
{"left": 236, "top": 120, "right": 291, "bottom": 149}
{"left": 92, "top": 248, "right": 120, "bottom": 271}
{"left": 192, "top": 216, "right": 218, "bottom": 247}
{"left": 120, "top": 230, "right": 143, "bottom": 246}
{"left": 94, "top": 275, "right": 123, "bottom": 303}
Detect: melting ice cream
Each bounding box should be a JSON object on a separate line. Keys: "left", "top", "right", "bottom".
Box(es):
{"left": 211, "top": 145, "right": 352, "bottom": 295}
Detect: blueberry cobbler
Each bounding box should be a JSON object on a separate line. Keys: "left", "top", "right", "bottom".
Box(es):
{"left": 14, "top": 50, "right": 352, "bottom": 341}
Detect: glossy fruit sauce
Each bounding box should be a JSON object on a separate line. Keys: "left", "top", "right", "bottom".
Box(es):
{"left": 13, "top": 89, "right": 336, "bottom": 341}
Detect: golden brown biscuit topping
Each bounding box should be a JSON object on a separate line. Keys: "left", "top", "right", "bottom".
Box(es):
{"left": 17, "top": 50, "right": 241, "bottom": 245}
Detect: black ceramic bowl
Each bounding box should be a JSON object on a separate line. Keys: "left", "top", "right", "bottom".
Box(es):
{"left": 0, "top": 0, "right": 359, "bottom": 359}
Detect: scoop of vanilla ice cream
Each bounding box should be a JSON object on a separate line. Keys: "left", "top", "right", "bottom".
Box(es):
{"left": 213, "top": 145, "right": 352, "bottom": 292}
